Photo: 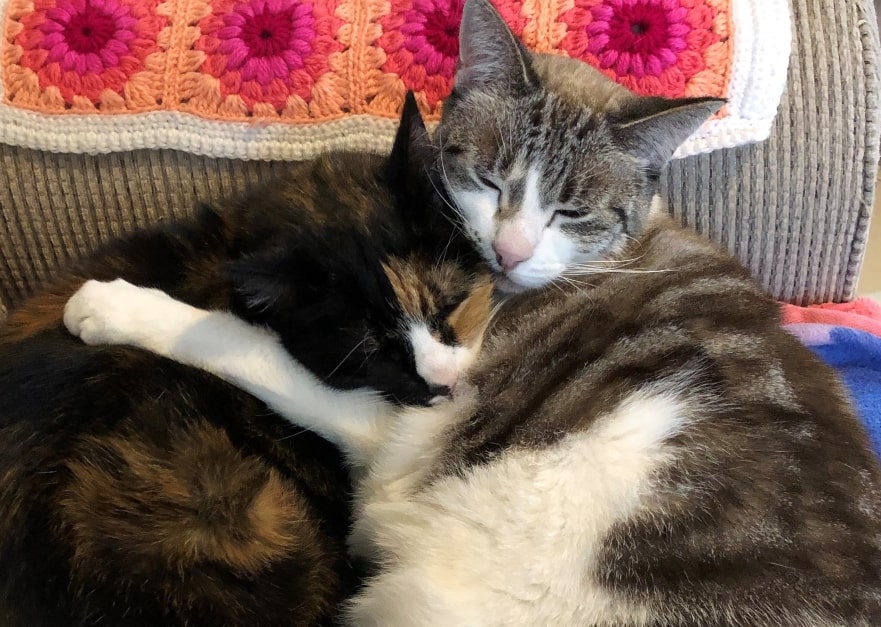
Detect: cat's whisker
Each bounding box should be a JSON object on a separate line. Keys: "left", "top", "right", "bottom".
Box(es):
{"left": 494, "top": 115, "right": 509, "bottom": 165}
{"left": 428, "top": 168, "right": 463, "bottom": 218}
{"left": 556, "top": 274, "right": 595, "bottom": 293}
{"left": 359, "top": 340, "right": 379, "bottom": 370}
{"left": 278, "top": 427, "right": 311, "bottom": 440}
{"left": 573, "top": 254, "right": 645, "bottom": 266}
{"left": 324, "top": 336, "right": 369, "bottom": 381}
{"left": 567, "top": 267, "right": 675, "bottom": 275}
{"left": 436, "top": 228, "right": 458, "bottom": 270}
{"left": 566, "top": 252, "right": 648, "bottom": 269}
{"left": 553, "top": 270, "right": 596, "bottom": 291}
{"left": 554, "top": 273, "right": 583, "bottom": 290}
{"left": 548, "top": 278, "right": 568, "bottom": 296}
{"left": 432, "top": 133, "right": 469, "bottom": 238}
{"left": 569, "top": 259, "right": 628, "bottom": 265}
{"left": 489, "top": 299, "right": 507, "bottom": 322}
{"left": 427, "top": 174, "right": 467, "bottom": 236}
{"left": 622, "top": 233, "right": 645, "bottom": 249}
{"left": 426, "top": 167, "right": 467, "bottom": 271}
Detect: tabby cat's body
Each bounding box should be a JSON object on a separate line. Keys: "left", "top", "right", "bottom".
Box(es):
{"left": 345, "top": 211, "right": 881, "bottom": 625}
{"left": 0, "top": 100, "right": 491, "bottom": 626}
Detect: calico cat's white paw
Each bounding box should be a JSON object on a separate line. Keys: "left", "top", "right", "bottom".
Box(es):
{"left": 64, "top": 279, "right": 175, "bottom": 347}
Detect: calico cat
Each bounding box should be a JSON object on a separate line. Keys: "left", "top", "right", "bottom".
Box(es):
{"left": 0, "top": 96, "right": 492, "bottom": 626}
{"left": 62, "top": 0, "right": 881, "bottom": 624}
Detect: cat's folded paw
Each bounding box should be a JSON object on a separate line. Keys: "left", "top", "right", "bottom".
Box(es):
{"left": 63, "top": 279, "right": 167, "bottom": 347}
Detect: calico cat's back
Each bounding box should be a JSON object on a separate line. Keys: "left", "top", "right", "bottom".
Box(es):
{"left": 0, "top": 312, "right": 354, "bottom": 627}
{"left": 0, "top": 153, "right": 407, "bottom": 342}
{"left": 0, "top": 192, "right": 358, "bottom": 626}
{"left": 0, "top": 174, "right": 353, "bottom": 626}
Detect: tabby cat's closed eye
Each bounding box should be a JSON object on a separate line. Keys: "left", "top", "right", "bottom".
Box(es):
{"left": 554, "top": 209, "right": 583, "bottom": 220}
{"left": 475, "top": 174, "right": 499, "bottom": 191}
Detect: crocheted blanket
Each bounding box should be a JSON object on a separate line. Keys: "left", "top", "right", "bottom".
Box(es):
{"left": 0, "top": 0, "right": 790, "bottom": 160}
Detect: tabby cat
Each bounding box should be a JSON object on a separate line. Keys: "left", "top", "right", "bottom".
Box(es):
{"left": 63, "top": 0, "right": 881, "bottom": 624}
{"left": 0, "top": 97, "right": 491, "bottom": 626}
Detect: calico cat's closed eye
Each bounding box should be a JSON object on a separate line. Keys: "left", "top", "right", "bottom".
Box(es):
{"left": 437, "top": 301, "right": 463, "bottom": 320}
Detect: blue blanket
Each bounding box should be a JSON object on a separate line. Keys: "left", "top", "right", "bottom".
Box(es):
{"left": 786, "top": 323, "right": 881, "bottom": 457}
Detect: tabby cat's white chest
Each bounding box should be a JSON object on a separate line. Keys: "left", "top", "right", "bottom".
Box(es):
{"left": 346, "top": 390, "right": 691, "bottom": 626}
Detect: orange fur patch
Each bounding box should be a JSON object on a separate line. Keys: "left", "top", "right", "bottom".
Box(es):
{"left": 449, "top": 281, "right": 493, "bottom": 347}
{"left": 382, "top": 257, "right": 435, "bottom": 319}
{"left": 0, "top": 275, "right": 85, "bottom": 343}
{"left": 61, "top": 420, "right": 320, "bottom": 577}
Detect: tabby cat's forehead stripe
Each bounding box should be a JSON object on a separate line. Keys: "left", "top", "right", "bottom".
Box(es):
{"left": 505, "top": 177, "right": 526, "bottom": 206}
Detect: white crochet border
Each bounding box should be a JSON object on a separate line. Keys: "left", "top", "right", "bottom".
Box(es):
{"left": 674, "top": 0, "right": 792, "bottom": 158}
{"left": 0, "top": 0, "right": 791, "bottom": 161}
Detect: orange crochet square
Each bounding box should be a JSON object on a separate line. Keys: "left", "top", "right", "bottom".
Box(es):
{"left": 2, "top": 0, "right": 732, "bottom": 122}
{"left": 2, "top": 0, "right": 168, "bottom": 112}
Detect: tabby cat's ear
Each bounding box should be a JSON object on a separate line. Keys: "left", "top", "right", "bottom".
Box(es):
{"left": 610, "top": 97, "right": 725, "bottom": 173}
{"left": 454, "top": 0, "right": 537, "bottom": 96}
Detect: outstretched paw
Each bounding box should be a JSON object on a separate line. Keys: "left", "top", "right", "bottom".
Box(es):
{"left": 63, "top": 279, "right": 172, "bottom": 347}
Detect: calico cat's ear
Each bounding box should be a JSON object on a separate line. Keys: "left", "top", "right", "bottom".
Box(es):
{"left": 454, "top": 0, "right": 537, "bottom": 96}
{"left": 610, "top": 97, "right": 725, "bottom": 173}
{"left": 226, "top": 245, "right": 338, "bottom": 313}
{"left": 388, "top": 91, "right": 436, "bottom": 184}
{"left": 226, "top": 248, "right": 299, "bottom": 311}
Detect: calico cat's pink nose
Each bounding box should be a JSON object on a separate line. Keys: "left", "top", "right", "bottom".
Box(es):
{"left": 493, "top": 237, "right": 533, "bottom": 271}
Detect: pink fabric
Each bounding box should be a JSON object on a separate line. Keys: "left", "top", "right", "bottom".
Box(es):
{"left": 780, "top": 298, "right": 881, "bottom": 338}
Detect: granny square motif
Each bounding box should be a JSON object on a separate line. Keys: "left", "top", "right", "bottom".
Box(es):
{"left": 0, "top": 0, "right": 790, "bottom": 160}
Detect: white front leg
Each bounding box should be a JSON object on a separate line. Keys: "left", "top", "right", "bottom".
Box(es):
{"left": 63, "top": 278, "right": 393, "bottom": 466}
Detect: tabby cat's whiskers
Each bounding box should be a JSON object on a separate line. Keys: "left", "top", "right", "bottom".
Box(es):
{"left": 565, "top": 266, "right": 676, "bottom": 275}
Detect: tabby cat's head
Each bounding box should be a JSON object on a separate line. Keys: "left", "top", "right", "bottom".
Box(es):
{"left": 228, "top": 95, "right": 492, "bottom": 406}
{"left": 436, "top": 0, "right": 723, "bottom": 291}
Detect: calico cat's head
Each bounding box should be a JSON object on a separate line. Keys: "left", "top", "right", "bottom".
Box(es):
{"left": 227, "top": 95, "right": 492, "bottom": 406}
{"left": 436, "top": 0, "right": 724, "bottom": 291}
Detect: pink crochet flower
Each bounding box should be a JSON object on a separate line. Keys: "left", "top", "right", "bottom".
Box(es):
{"left": 377, "top": 0, "right": 524, "bottom": 109}
{"left": 561, "top": 0, "right": 722, "bottom": 97}
{"left": 12, "top": 0, "right": 165, "bottom": 106}
{"left": 196, "top": 0, "right": 340, "bottom": 111}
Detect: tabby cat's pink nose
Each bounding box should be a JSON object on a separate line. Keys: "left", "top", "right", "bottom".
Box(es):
{"left": 493, "top": 237, "right": 533, "bottom": 271}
